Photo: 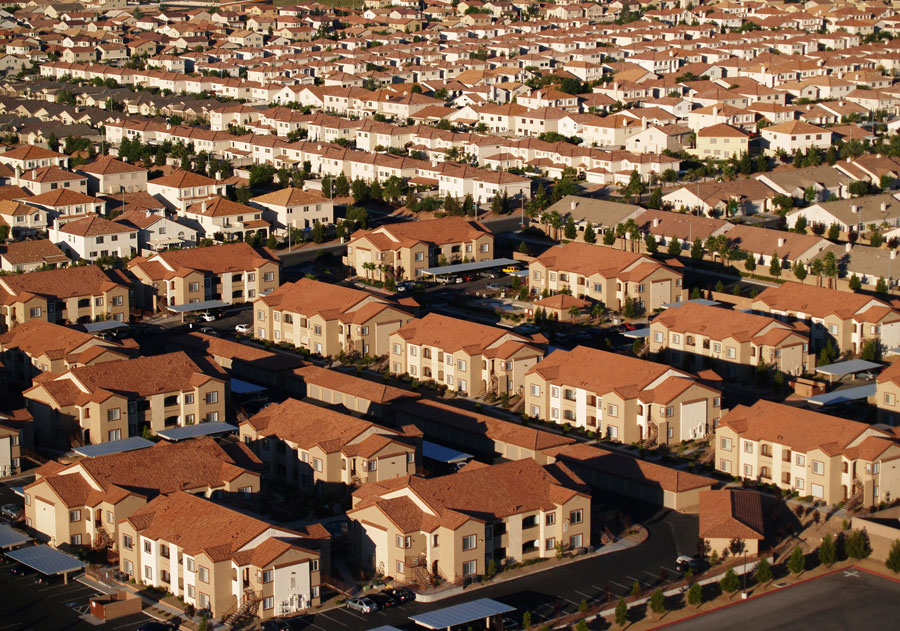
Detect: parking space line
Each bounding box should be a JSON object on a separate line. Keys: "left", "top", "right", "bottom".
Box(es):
{"left": 316, "top": 613, "right": 349, "bottom": 627}
{"left": 306, "top": 623, "right": 328, "bottom": 631}
{"left": 643, "top": 570, "right": 661, "bottom": 579}
{"left": 574, "top": 589, "right": 593, "bottom": 599}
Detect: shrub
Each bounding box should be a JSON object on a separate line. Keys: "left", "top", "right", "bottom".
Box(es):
{"left": 819, "top": 533, "right": 836, "bottom": 567}
{"left": 845, "top": 529, "right": 871, "bottom": 560}
{"left": 755, "top": 557, "right": 771, "bottom": 584}
{"left": 886, "top": 540, "right": 900, "bottom": 573}
{"left": 788, "top": 546, "right": 806, "bottom": 575}
{"left": 687, "top": 582, "right": 703, "bottom": 607}
{"left": 615, "top": 598, "right": 628, "bottom": 627}
{"left": 719, "top": 568, "right": 740, "bottom": 594}
{"left": 649, "top": 588, "right": 666, "bottom": 614}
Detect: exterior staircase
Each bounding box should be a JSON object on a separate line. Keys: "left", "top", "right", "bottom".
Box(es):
{"left": 93, "top": 525, "right": 113, "bottom": 550}
{"left": 223, "top": 588, "right": 262, "bottom": 626}
{"left": 406, "top": 554, "right": 432, "bottom": 588}
{"left": 843, "top": 479, "right": 864, "bottom": 512}
{"left": 642, "top": 421, "right": 658, "bottom": 448}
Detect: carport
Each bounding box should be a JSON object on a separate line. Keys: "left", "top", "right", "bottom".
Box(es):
{"left": 421, "top": 258, "right": 519, "bottom": 280}
{"left": 366, "top": 627, "right": 404, "bottom": 631}
{"left": 155, "top": 421, "right": 238, "bottom": 442}
{"left": 409, "top": 598, "right": 515, "bottom": 630}
{"left": 423, "top": 441, "right": 473, "bottom": 466}
{"left": 806, "top": 384, "right": 877, "bottom": 406}
{"left": 815, "top": 359, "right": 882, "bottom": 384}
{"left": 5, "top": 545, "right": 85, "bottom": 584}
{"left": 73, "top": 436, "right": 154, "bottom": 458}
{"left": 166, "top": 300, "right": 230, "bottom": 322}
{"left": 0, "top": 524, "right": 29, "bottom": 550}
{"left": 82, "top": 320, "right": 129, "bottom": 335}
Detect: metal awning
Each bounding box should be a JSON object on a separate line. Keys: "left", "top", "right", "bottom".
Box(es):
{"left": 815, "top": 360, "right": 882, "bottom": 378}
{"left": 0, "top": 524, "right": 29, "bottom": 550}
{"left": 166, "top": 300, "right": 230, "bottom": 313}
{"left": 83, "top": 320, "right": 128, "bottom": 333}
{"left": 73, "top": 437, "right": 154, "bottom": 458}
{"left": 155, "top": 422, "right": 237, "bottom": 442}
{"left": 409, "top": 598, "right": 515, "bottom": 629}
{"left": 622, "top": 327, "right": 650, "bottom": 339}
{"left": 423, "top": 441, "right": 473, "bottom": 464}
{"left": 662, "top": 298, "right": 720, "bottom": 309}
{"left": 806, "top": 384, "right": 876, "bottom": 406}
{"left": 230, "top": 378, "right": 267, "bottom": 395}
{"left": 6, "top": 546, "right": 85, "bottom": 579}
{"left": 421, "top": 258, "right": 518, "bottom": 276}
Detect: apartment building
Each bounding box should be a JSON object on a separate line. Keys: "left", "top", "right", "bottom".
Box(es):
{"left": 649, "top": 302, "right": 815, "bottom": 379}
{"left": 252, "top": 278, "right": 413, "bottom": 357}
{"left": 250, "top": 187, "right": 335, "bottom": 233}
{"left": 239, "top": 398, "right": 419, "bottom": 495}
{"left": 77, "top": 155, "right": 148, "bottom": 195}
{"left": 348, "top": 459, "right": 590, "bottom": 585}
{"left": 118, "top": 491, "right": 322, "bottom": 619}
{"left": 750, "top": 282, "right": 900, "bottom": 354}
{"left": 23, "top": 351, "right": 226, "bottom": 446}
{"left": 146, "top": 169, "right": 227, "bottom": 212}
{"left": 0, "top": 265, "right": 130, "bottom": 331}
{"left": 48, "top": 215, "right": 139, "bottom": 262}
{"left": 23, "top": 437, "right": 261, "bottom": 549}
{"left": 528, "top": 242, "right": 683, "bottom": 312}
{"left": 524, "top": 346, "right": 722, "bottom": 445}
{"left": 0, "top": 410, "right": 29, "bottom": 477}
{"left": 128, "top": 242, "right": 280, "bottom": 310}
{"left": 296, "top": 365, "right": 419, "bottom": 418}
{"left": 388, "top": 313, "right": 544, "bottom": 397}
{"left": 875, "top": 361, "right": 900, "bottom": 425}
{"left": 344, "top": 216, "right": 494, "bottom": 281}
{"left": 716, "top": 400, "right": 900, "bottom": 507}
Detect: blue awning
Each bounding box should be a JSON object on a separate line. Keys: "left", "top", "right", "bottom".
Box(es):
{"left": 815, "top": 360, "right": 882, "bottom": 377}
{"left": 423, "top": 441, "right": 472, "bottom": 464}
{"left": 806, "top": 384, "right": 876, "bottom": 406}
{"left": 73, "top": 437, "right": 154, "bottom": 458}
{"left": 0, "top": 524, "right": 29, "bottom": 549}
{"left": 422, "top": 258, "right": 519, "bottom": 276}
{"left": 6, "top": 545, "right": 85, "bottom": 575}
{"left": 167, "top": 300, "right": 230, "bottom": 313}
{"left": 410, "top": 598, "right": 515, "bottom": 629}
{"left": 155, "top": 422, "right": 237, "bottom": 442}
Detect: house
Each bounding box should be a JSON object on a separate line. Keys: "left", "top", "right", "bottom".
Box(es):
{"left": 693, "top": 123, "right": 750, "bottom": 160}
{"left": 543, "top": 196, "right": 645, "bottom": 235}
{"left": 18, "top": 166, "right": 88, "bottom": 196}
{"left": 252, "top": 278, "right": 413, "bottom": 357}
{"left": 0, "top": 265, "right": 130, "bottom": 332}
{"left": 750, "top": 282, "right": 900, "bottom": 354}
{"left": 648, "top": 302, "right": 814, "bottom": 380}
{"left": 756, "top": 165, "right": 853, "bottom": 203}
{"left": 388, "top": 313, "right": 544, "bottom": 398}
{"left": 348, "top": 459, "right": 590, "bottom": 585}
{"left": 0, "top": 200, "right": 48, "bottom": 236}
{"left": 699, "top": 489, "right": 767, "bottom": 557}
{"left": 0, "top": 145, "right": 68, "bottom": 171}
{"left": 77, "top": 155, "right": 148, "bottom": 195}
{"left": 182, "top": 197, "right": 270, "bottom": 242}
{"left": 22, "top": 437, "right": 261, "bottom": 548}
{"left": 715, "top": 400, "right": 900, "bottom": 508}
{"left": 625, "top": 124, "right": 692, "bottom": 155}
{"left": 118, "top": 491, "right": 323, "bottom": 619}
{"left": 761, "top": 120, "right": 832, "bottom": 155}
{"left": 250, "top": 188, "right": 334, "bottom": 233}
{"left": 48, "top": 215, "right": 138, "bottom": 262}
{"left": 114, "top": 210, "right": 198, "bottom": 251}
{"left": 24, "top": 189, "right": 106, "bottom": 219}
{"left": 128, "top": 243, "right": 280, "bottom": 310}
{"left": 239, "top": 398, "right": 419, "bottom": 495}
{"left": 146, "top": 170, "right": 227, "bottom": 212}
{"left": 786, "top": 194, "right": 900, "bottom": 234}
{"left": 524, "top": 346, "right": 722, "bottom": 445}
{"left": 344, "top": 217, "right": 494, "bottom": 281}
{"left": 23, "top": 351, "right": 226, "bottom": 446}
{"left": 0, "top": 239, "right": 69, "bottom": 273}
{"left": 528, "top": 242, "right": 683, "bottom": 312}
{"left": 662, "top": 179, "right": 777, "bottom": 216}
{"left": 724, "top": 224, "right": 830, "bottom": 268}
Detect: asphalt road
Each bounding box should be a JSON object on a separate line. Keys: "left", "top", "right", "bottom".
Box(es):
{"left": 299, "top": 504, "right": 697, "bottom": 631}
{"left": 660, "top": 568, "right": 900, "bottom": 631}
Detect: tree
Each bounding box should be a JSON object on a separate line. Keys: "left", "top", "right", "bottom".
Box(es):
{"left": 744, "top": 254, "right": 757, "bottom": 271}
{"left": 792, "top": 260, "right": 807, "bottom": 281}
{"left": 311, "top": 221, "right": 325, "bottom": 244}
{"left": 687, "top": 582, "right": 703, "bottom": 607}
{"left": 849, "top": 274, "right": 862, "bottom": 291}
{"left": 861, "top": 338, "right": 882, "bottom": 362}
{"left": 0, "top": 225, "right": 8, "bottom": 243}
{"left": 667, "top": 236, "right": 682, "bottom": 256}
{"left": 351, "top": 178, "right": 369, "bottom": 203}
{"left": 645, "top": 233, "right": 658, "bottom": 254}
{"left": 615, "top": 598, "right": 628, "bottom": 626}
{"left": 719, "top": 568, "right": 740, "bottom": 594}
{"left": 755, "top": 557, "right": 772, "bottom": 584}
{"left": 583, "top": 221, "right": 596, "bottom": 244}
{"left": 623, "top": 297, "right": 637, "bottom": 318}
{"left": 631, "top": 580, "right": 641, "bottom": 599}
{"left": 564, "top": 216, "right": 577, "bottom": 240}
{"left": 624, "top": 169, "right": 646, "bottom": 203}
{"left": 648, "top": 187, "right": 663, "bottom": 209}
{"left": 818, "top": 340, "right": 837, "bottom": 366}
{"left": 827, "top": 223, "right": 840, "bottom": 241}
{"left": 876, "top": 277, "right": 889, "bottom": 294}
{"left": 886, "top": 540, "right": 900, "bottom": 573}
{"left": 788, "top": 546, "right": 806, "bottom": 575}
{"left": 521, "top": 611, "right": 531, "bottom": 628}
{"left": 603, "top": 228, "right": 616, "bottom": 246}
{"left": 769, "top": 253, "right": 782, "bottom": 277}
{"left": 47, "top": 132, "right": 59, "bottom": 152}
{"left": 333, "top": 173, "right": 350, "bottom": 197}
{"left": 649, "top": 588, "right": 666, "bottom": 615}
{"left": 248, "top": 164, "right": 276, "bottom": 189}
{"left": 819, "top": 533, "right": 837, "bottom": 567}
{"left": 846, "top": 530, "right": 871, "bottom": 560}
{"left": 691, "top": 238, "right": 704, "bottom": 260}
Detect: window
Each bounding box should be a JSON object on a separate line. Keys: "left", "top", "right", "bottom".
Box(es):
{"left": 811, "top": 460, "right": 824, "bottom": 475}
{"left": 107, "top": 407, "right": 120, "bottom": 421}
{"left": 796, "top": 454, "right": 806, "bottom": 466}
{"left": 569, "top": 509, "right": 583, "bottom": 524}
{"left": 199, "top": 593, "right": 210, "bottom": 608}
{"left": 409, "top": 346, "right": 417, "bottom": 357}
{"left": 263, "top": 597, "right": 274, "bottom": 610}
{"left": 69, "top": 510, "right": 81, "bottom": 522}
{"left": 720, "top": 437, "right": 732, "bottom": 451}
{"left": 886, "top": 393, "right": 896, "bottom": 406}
{"left": 795, "top": 477, "right": 805, "bottom": 490}
{"left": 29, "top": 307, "right": 41, "bottom": 318}
{"left": 653, "top": 331, "right": 663, "bottom": 342}
{"left": 257, "top": 310, "right": 265, "bottom": 321}
{"left": 726, "top": 346, "right": 736, "bottom": 359}
{"left": 719, "top": 459, "right": 731, "bottom": 473}
{"left": 262, "top": 570, "right": 273, "bottom": 583}
{"left": 145, "top": 566, "right": 152, "bottom": 581}
{"left": 187, "top": 584, "right": 194, "bottom": 598}
{"left": 545, "top": 512, "right": 556, "bottom": 525}
{"left": 744, "top": 442, "right": 754, "bottom": 454}
{"left": 713, "top": 397, "right": 721, "bottom": 408}
{"left": 462, "top": 534, "right": 477, "bottom": 550}
{"left": 205, "top": 391, "right": 218, "bottom": 404}
{"left": 313, "top": 457, "right": 323, "bottom": 472}
{"left": 457, "top": 359, "right": 467, "bottom": 371}
{"left": 95, "top": 297, "right": 104, "bottom": 307}
{"left": 263, "top": 272, "right": 274, "bottom": 282}
{"left": 366, "top": 460, "right": 377, "bottom": 472}
{"left": 415, "top": 251, "right": 424, "bottom": 261}
{"left": 407, "top": 452, "right": 415, "bottom": 464}
{"left": 143, "top": 540, "right": 151, "bottom": 553}
{"left": 393, "top": 343, "right": 401, "bottom": 355}
{"left": 545, "top": 537, "right": 556, "bottom": 551}
{"left": 310, "top": 559, "right": 318, "bottom": 572}
{"left": 530, "top": 384, "right": 540, "bottom": 396}
{"left": 744, "top": 464, "right": 753, "bottom": 477}
{"left": 108, "top": 429, "right": 121, "bottom": 441}
{"left": 313, "top": 324, "right": 322, "bottom": 335}
{"left": 123, "top": 534, "right": 133, "bottom": 550}
{"left": 396, "top": 535, "right": 411, "bottom": 548}
{"left": 462, "top": 560, "right": 477, "bottom": 576}
{"left": 396, "top": 560, "right": 405, "bottom": 574}
{"left": 607, "top": 404, "right": 618, "bottom": 417}
{"left": 107, "top": 511, "right": 114, "bottom": 524}
{"left": 570, "top": 534, "right": 583, "bottom": 549}
{"left": 811, "top": 483, "right": 824, "bottom": 499}
{"left": 123, "top": 559, "right": 133, "bottom": 576}
{"left": 186, "top": 558, "right": 194, "bottom": 572}
{"left": 198, "top": 566, "right": 209, "bottom": 583}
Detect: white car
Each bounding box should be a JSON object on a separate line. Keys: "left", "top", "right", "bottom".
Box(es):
{"left": 235, "top": 323, "right": 251, "bottom": 334}
{"left": 199, "top": 312, "right": 215, "bottom": 322}
{"left": 345, "top": 597, "right": 378, "bottom": 614}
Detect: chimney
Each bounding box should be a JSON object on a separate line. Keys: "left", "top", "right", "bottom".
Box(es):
{"left": 652, "top": 217, "right": 661, "bottom": 228}
{"left": 201, "top": 200, "right": 207, "bottom": 213}
{"left": 846, "top": 241, "right": 853, "bottom": 253}
{"left": 851, "top": 204, "right": 860, "bottom": 214}
{"left": 570, "top": 199, "right": 578, "bottom": 211}
{"left": 881, "top": 201, "right": 888, "bottom": 213}
{"left": 892, "top": 250, "right": 897, "bottom": 260}
{"left": 778, "top": 237, "right": 785, "bottom": 247}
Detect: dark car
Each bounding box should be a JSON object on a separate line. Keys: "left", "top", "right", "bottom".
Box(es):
{"left": 368, "top": 592, "right": 397, "bottom": 610}
{"left": 675, "top": 555, "right": 702, "bottom": 573}
{"left": 384, "top": 586, "right": 415, "bottom": 604}
{"left": 9, "top": 564, "right": 33, "bottom": 576}
{"left": 262, "top": 619, "right": 306, "bottom": 631}
{"left": 135, "top": 622, "right": 173, "bottom": 631}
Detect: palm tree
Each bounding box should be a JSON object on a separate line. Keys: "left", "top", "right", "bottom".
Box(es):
{"left": 362, "top": 261, "right": 375, "bottom": 280}
{"left": 810, "top": 258, "right": 824, "bottom": 287}
{"left": 823, "top": 251, "right": 838, "bottom": 288}
{"left": 548, "top": 211, "right": 563, "bottom": 240}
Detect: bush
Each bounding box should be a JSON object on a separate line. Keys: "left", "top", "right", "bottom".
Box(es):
{"left": 788, "top": 546, "right": 806, "bottom": 575}
{"left": 719, "top": 568, "right": 740, "bottom": 594}
{"left": 845, "top": 529, "right": 871, "bottom": 559}
{"left": 886, "top": 539, "right": 900, "bottom": 573}
{"left": 649, "top": 588, "right": 666, "bottom": 614}
{"left": 615, "top": 598, "right": 628, "bottom": 627}
{"left": 687, "top": 582, "right": 703, "bottom": 607}
{"left": 819, "top": 533, "right": 836, "bottom": 567}
{"left": 755, "top": 557, "right": 771, "bottom": 584}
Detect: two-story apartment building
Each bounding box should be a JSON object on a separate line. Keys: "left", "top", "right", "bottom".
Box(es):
{"left": 23, "top": 437, "right": 261, "bottom": 549}
{"left": 875, "top": 361, "right": 900, "bottom": 425}
{"left": 23, "top": 351, "right": 226, "bottom": 446}
{"left": 252, "top": 278, "right": 413, "bottom": 357}
{"left": 751, "top": 282, "right": 900, "bottom": 355}
{"left": 128, "top": 242, "right": 280, "bottom": 310}
{"left": 716, "top": 400, "right": 900, "bottom": 508}
{"left": 348, "top": 459, "right": 590, "bottom": 585}
{"left": 524, "top": 346, "right": 722, "bottom": 445}
{"left": 0, "top": 265, "right": 130, "bottom": 331}
{"left": 388, "top": 313, "right": 544, "bottom": 397}
{"left": 118, "top": 491, "right": 323, "bottom": 619}
{"left": 649, "top": 302, "right": 815, "bottom": 379}
{"left": 344, "top": 217, "right": 494, "bottom": 281}
{"left": 528, "top": 242, "right": 683, "bottom": 312}
{"left": 239, "top": 398, "right": 419, "bottom": 495}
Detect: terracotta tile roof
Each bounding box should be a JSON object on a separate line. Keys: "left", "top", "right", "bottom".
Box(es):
{"left": 0, "top": 185, "right": 29, "bottom": 201}
{"left": 1, "top": 145, "right": 66, "bottom": 161}
{"left": 171, "top": 332, "right": 305, "bottom": 372}
{"left": 185, "top": 196, "right": 257, "bottom": 217}
{"left": 0, "top": 319, "right": 113, "bottom": 363}
{"left": 78, "top": 155, "right": 146, "bottom": 175}
{"left": 260, "top": 277, "right": 393, "bottom": 319}
{"left": 699, "top": 489, "right": 766, "bottom": 540}
{"left": 148, "top": 169, "right": 218, "bottom": 189}
{"left": 395, "top": 313, "right": 537, "bottom": 356}
{"left": 0, "top": 265, "right": 124, "bottom": 301}
{"left": 753, "top": 281, "right": 891, "bottom": 321}
{"left": 56, "top": 214, "right": 136, "bottom": 237}
{"left": 21, "top": 166, "right": 84, "bottom": 183}
{"left": 653, "top": 302, "right": 808, "bottom": 345}
{"left": 294, "top": 365, "right": 418, "bottom": 405}
{"left": 251, "top": 187, "right": 329, "bottom": 207}
{"left": 140, "top": 242, "right": 278, "bottom": 275}
{"left": 0, "top": 238, "right": 68, "bottom": 266}
{"left": 26, "top": 188, "right": 103, "bottom": 208}
{"left": 350, "top": 216, "right": 491, "bottom": 249}
{"left": 534, "top": 241, "right": 675, "bottom": 281}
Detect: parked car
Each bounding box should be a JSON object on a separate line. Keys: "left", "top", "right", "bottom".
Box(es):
{"left": 346, "top": 597, "right": 378, "bottom": 614}
{"left": 368, "top": 592, "right": 397, "bottom": 609}
{"left": 499, "top": 617, "right": 522, "bottom": 631}
{"left": 675, "top": 555, "right": 702, "bottom": 573}
{"left": 622, "top": 322, "right": 638, "bottom": 331}
{"left": 1, "top": 503, "right": 21, "bottom": 520}
{"left": 514, "top": 323, "right": 540, "bottom": 335}
{"left": 198, "top": 326, "right": 217, "bottom": 335}
{"left": 136, "top": 622, "right": 175, "bottom": 631}
{"left": 383, "top": 586, "right": 415, "bottom": 604}
{"left": 502, "top": 265, "right": 522, "bottom": 274}
{"left": 261, "top": 619, "right": 303, "bottom": 631}
{"left": 396, "top": 281, "right": 415, "bottom": 292}
{"left": 199, "top": 312, "right": 215, "bottom": 322}
{"left": 235, "top": 323, "right": 252, "bottom": 334}
{"left": 9, "top": 564, "right": 33, "bottom": 576}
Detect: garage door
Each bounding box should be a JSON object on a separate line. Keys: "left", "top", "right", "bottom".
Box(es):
{"left": 651, "top": 280, "right": 672, "bottom": 310}
{"left": 680, "top": 400, "right": 708, "bottom": 440}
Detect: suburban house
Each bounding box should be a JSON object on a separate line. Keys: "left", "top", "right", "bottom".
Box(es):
{"left": 528, "top": 242, "right": 684, "bottom": 312}
{"left": 0, "top": 239, "right": 69, "bottom": 273}
{"left": 699, "top": 489, "right": 767, "bottom": 557}
{"left": 23, "top": 351, "right": 226, "bottom": 446}
{"left": 239, "top": 398, "right": 419, "bottom": 495}
{"left": 348, "top": 459, "right": 590, "bottom": 585}
{"left": 22, "top": 437, "right": 261, "bottom": 549}
{"left": 388, "top": 313, "right": 544, "bottom": 397}
{"left": 0, "top": 265, "right": 130, "bottom": 331}
{"left": 251, "top": 278, "right": 413, "bottom": 357}
{"left": 48, "top": 215, "right": 139, "bottom": 262}
{"left": 648, "top": 302, "right": 815, "bottom": 379}
{"left": 146, "top": 170, "right": 228, "bottom": 212}
{"left": 785, "top": 193, "right": 900, "bottom": 233}
{"left": 0, "top": 199, "right": 48, "bottom": 236}
{"left": 114, "top": 210, "right": 198, "bottom": 251}
{"left": 77, "top": 155, "right": 148, "bottom": 195}
{"left": 344, "top": 217, "right": 494, "bottom": 281}
{"left": 693, "top": 123, "right": 750, "bottom": 159}
{"left": 182, "top": 197, "right": 271, "bottom": 242}
{"left": 0, "top": 144, "right": 68, "bottom": 171}
{"left": 128, "top": 242, "right": 280, "bottom": 310}
{"left": 524, "top": 346, "right": 722, "bottom": 445}
{"left": 118, "top": 491, "right": 323, "bottom": 620}
{"left": 250, "top": 188, "right": 335, "bottom": 233}
{"left": 25, "top": 189, "right": 106, "bottom": 219}
{"left": 715, "top": 400, "right": 900, "bottom": 508}
{"left": 761, "top": 120, "right": 832, "bottom": 154}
